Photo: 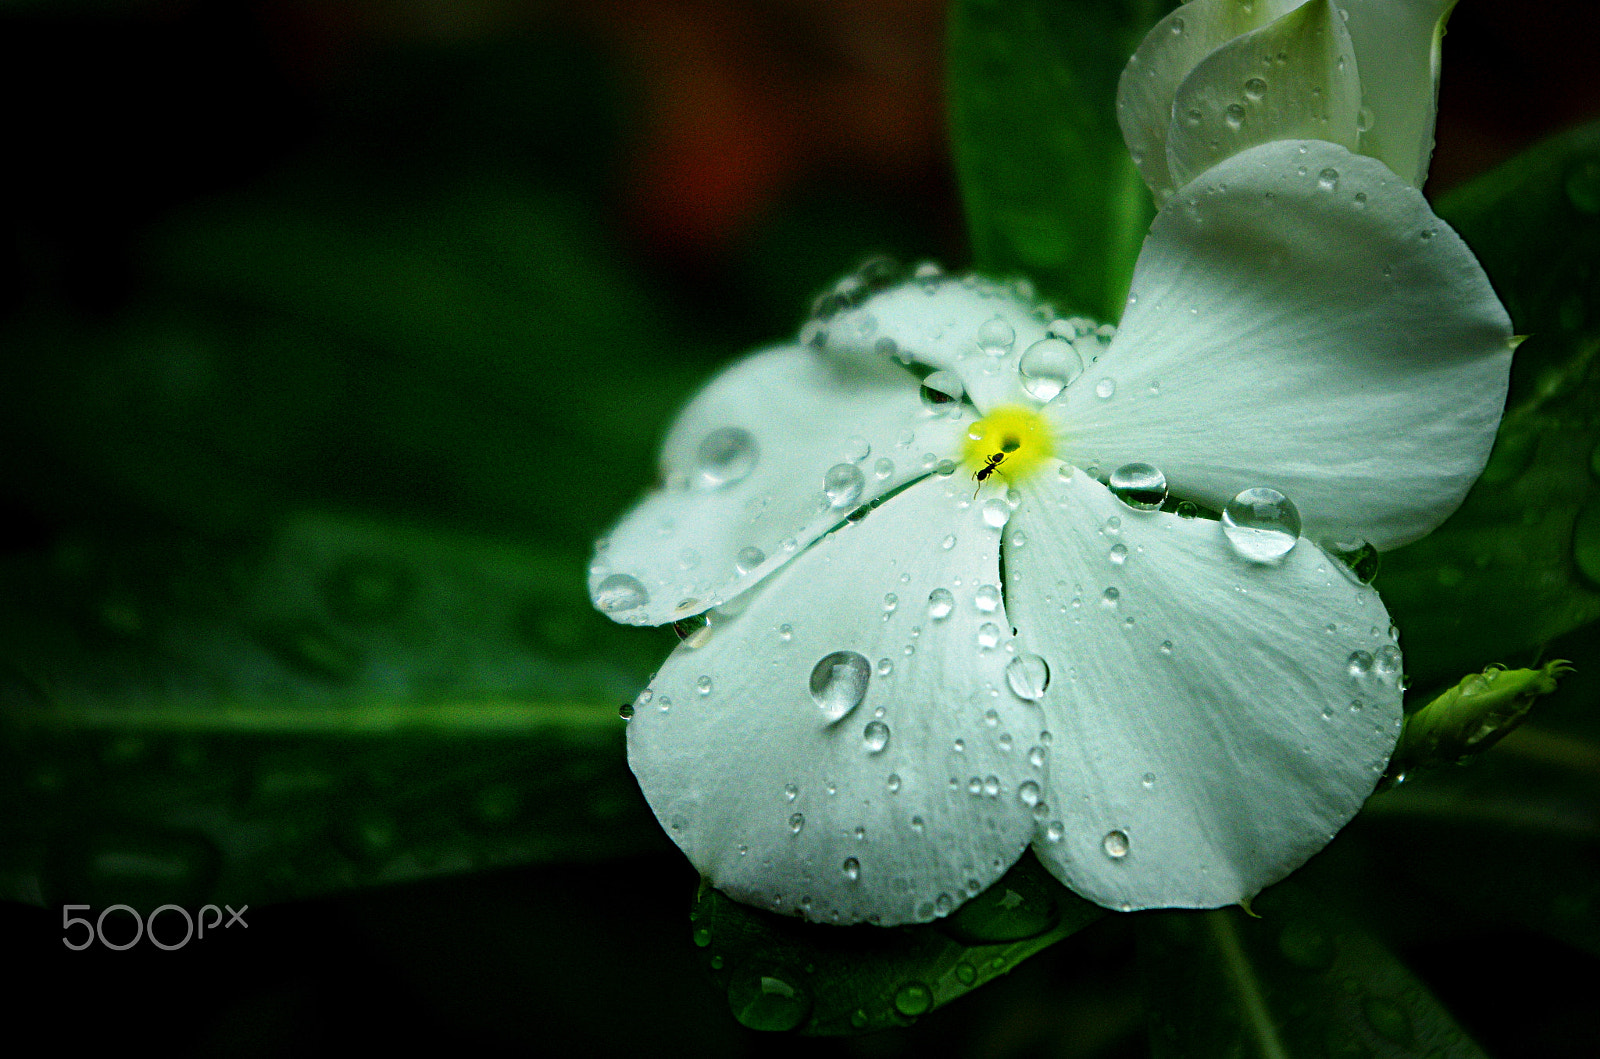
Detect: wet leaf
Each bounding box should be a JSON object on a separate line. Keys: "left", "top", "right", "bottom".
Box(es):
{"left": 948, "top": 0, "right": 1164, "bottom": 321}
{"left": 1141, "top": 884, "right": 1490, "bottom": 1059}
{"left": 0, "top": 513, "right": 666, "bottom": 911}
{"left": 690, "top": 851, "right": 1102, "bottom": 1035}
{"left": 1381, "top": 121, "right": 1600, "bottom": 686}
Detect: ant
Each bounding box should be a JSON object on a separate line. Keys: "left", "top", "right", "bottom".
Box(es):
{"left": 972, "top": 451, "right": 1006, "bottom": 497}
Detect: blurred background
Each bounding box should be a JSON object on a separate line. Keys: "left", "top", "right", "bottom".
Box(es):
{"left": 4, "top": 1, "right": 1600, "bottom": 1055}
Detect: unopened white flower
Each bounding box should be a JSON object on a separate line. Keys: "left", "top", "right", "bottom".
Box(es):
{"left": 591, "top": 140, "right": 1511, "bottom": 925}
{"left": 1119, "top": 0, "right": 1456, "bottom": 200}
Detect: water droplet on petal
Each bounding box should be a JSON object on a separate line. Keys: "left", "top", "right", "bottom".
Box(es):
{"left": 976, "top": 316, "right": 1015, "bottom": 356}
{"left": 927, "top": 588, "right": 955, "bottom": 620}
{"left": 1005, "top": 653, "right": 1050, "bottom": 701}
{"left": 1222, "top": 488, "right": 1301, "bottom": 561}
{"left": 920, "top": 370, "right": 965, "bottom": 412}
{"left": 735, "top": 546, "right": 766, "bottom": 574}
{"left": 976, "top": 623, "right": 1001, "bottom": 650}
{"left": 1018, "top": 338, "right": 1084, "bottom": 401}
{"left": 1317, "top": 167, "right": 1339, "bottom": 192}
{"left": 1244, "top": 76, "right": 1267, "bottom": 100}
{"left": 1102, "top": 830, "right": 1130, "bottom": 858}
{"left": 981, "top": 498, "right": 1011, "bottom": 528}
{"left": 823, "top": 463, "right": 866, "bottom": 509}
{"left": 1018, "top": 780, "right": 1041, "bottom": 807}
{"left": 1094, "top": 378, "right": 1115, "bottom": 400}
{"left": 843, "top": 857, "right": 860, "bottom": 881}
{"left": 696, "top": 676, "right": 713, "bottom": 696}
{"left": 788, "top": 812, "right": 805, "bottom": 834}
{"left": 696, "top": 427, "right": 759, "bottom": 489}
{"left": 1109, "top": 543, "right": 1128, "bottom": 565}
{"left": 595, "top": 573, "right": 649, "bottom": 613}
{"left": 809, "top": 650, "right": 872, "bottom": 721}
{"left": 842, "top": 435, "right": 871, "bottom": 462}
{"left": 1108, "top": 462, "right": 1167, "bottom": 510}
{"left": 1347, "top": 650, "right": 1374, "bottom": 677}
{"left": 873, "top": 457, "right": 895, "bottom": 479}
{"left": 1225, "top": 103, "right": 1245, "bottom": 130}
{"left": 863, "top": 721, "right": 890, "bottom": 753}
{"left": 974, "top": 584, "right": 1001, "bottom": 613}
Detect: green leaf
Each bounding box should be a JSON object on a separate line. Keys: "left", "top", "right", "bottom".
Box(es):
{"left": 1379, "top": 121, "right": 1600, "bottom": 686}
{"left": 689, "top": 851, "right": 1102, "bottom": 1034}
{"left": 0, "top": 512, "right": 666, "bottom": 911}
{"left": 1141, "top": 884, "right": 1489, "bottom": 1058}
{"left": 948, "top": 0, "right": 1166, "bottom": 321}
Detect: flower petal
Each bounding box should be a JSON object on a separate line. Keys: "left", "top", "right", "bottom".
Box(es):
{"left": 1342, "top": 0, "right": 1456, "bottom": 188}
{"left": 591, "top": 346, "right": 969, "bottom": 625}
{"left": 626, "top": 474, "right": 1044, "bottom": 925}
{"left": 1118, "top": 0, "right": 1306, "bottom": 201}
{"left": 817, "top": 274, "right": 1069, "bottom": 414}
{"left": 1045, "top": 139, "right": 1512, "bottom": 552}
{"left": 1165, "top": 0, "right": 1361, "bottom": 192}
{"left": 1007, "top": 467, "right": 1401, "bottom": 911}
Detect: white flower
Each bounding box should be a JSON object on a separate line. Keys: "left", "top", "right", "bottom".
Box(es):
{"left": 592, "top": 142, "right": 1511, "bottom": 925}
{"left": 1119, "top": 0, "right": 1457, "bottom": 201}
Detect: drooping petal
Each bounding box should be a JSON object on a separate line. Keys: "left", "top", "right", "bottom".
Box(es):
{"left": 1006, "top": 467, "right": 1401, "bottom": 911}
{"left": 1341, "top": 0, "right": 1456, "bottom": 189}
{"left": 1165, "top": 0, "right": 1361, "bottom": 191}
{"left": 626, "top": 474, "right": 1044, "bottom": 925}
{"left": 591, "top": 346, "right": 969, "bottom": 626}
{"left": 1045, "top": 139, "right": 1512, "bottom": 552}
{"left": 1118, "top": 0, "right": 1306, "bottom": 201}
{"left": 817, "top": 274, "right": 1067, "bottom": 414}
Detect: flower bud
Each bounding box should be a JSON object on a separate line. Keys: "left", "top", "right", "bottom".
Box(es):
{"left": 1118, "top": 0, "right": 1456, "bottom": 201}
{"left": 1395, "top": 660, "right": 1573, "bottom": 771}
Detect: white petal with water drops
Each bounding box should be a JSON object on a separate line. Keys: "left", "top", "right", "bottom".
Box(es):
{"left": 818, "top": 276, "right": 1051, "bottom": 413}
{"left": 1006, "top": 466, "right": 1401, "bottom": 910}
{"left": 1338, "top": 0, "right": 1456, "bottom": 188}
{"left": 590, "top": 346, "right": 967, "bottom": 625}
{"left": 1162, "top": 0, "right": 1361, "bottom": 192}
{"left": 626, "top": 474, "right": 1043, "bottom": 925}
{"left": 1117, "top": 0, "right": 1304, "bottom": 201}
{"left": 1046, "top": 141, "right": 1512, "bottom": 552}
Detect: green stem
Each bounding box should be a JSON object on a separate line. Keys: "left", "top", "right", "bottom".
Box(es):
{"left": 1205, "top": 909, "right": 1290, "bottom": 1059}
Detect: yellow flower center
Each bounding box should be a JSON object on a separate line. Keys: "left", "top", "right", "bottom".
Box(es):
{"left": 962, "top": 404, "right": 1054, "bottom": 485}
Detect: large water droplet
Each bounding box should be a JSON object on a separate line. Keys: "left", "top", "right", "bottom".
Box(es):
{"left": 1221, "top": 487, "right": 1301, "bottom": 561}
{"left": 976, "top": 316, "right": 1015, "bottom": 356}
{"left": 919, "top": 370, "right": 965, "bottom": 412}
{"left": 1018, "top": 338, "right": 1084, "bottom": 401}
{"left": 863, "top": 721, "right": 890, "bottom": 753}
{"left": 893, "top": 981, "right": 933, "bottom": 1016}
{"left": 823, "top": 463, "right": 866, "bottom": 509}
{"left": 927, "top": 588, "right": 955, "bottom": 620}
{"left": 1108, "top": 463, "right": 1167, "bottom": 510}
{"left": 1102, "top": 830, "right": 1130, "bottom": 858}
{"left": 728, "top": 970, "right": 813, "bottom": 1032}
{"left": 981, "top": 498, "right": 1011, "bottom": 528}
{"left": 1006, "top": 653, "right": 1051, "bottom": 701}
{"left": 810, "top": 650, "right": 872, "bottom": 721}
{"left": 696, "top": 427, "right": 759, "bottom": 489}
{"left": 595, "top": 573, "right": 649, "bottom": 613}
{"left": 974, "top": 584, "right": 1001, "bottom": 613}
